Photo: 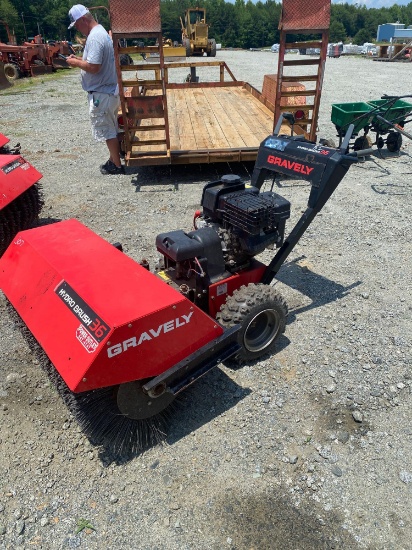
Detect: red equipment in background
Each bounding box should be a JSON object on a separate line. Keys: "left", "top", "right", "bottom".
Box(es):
{"left": 0, "top": 133, "right": 44, "bottom": 255}
{"left": 0, "top": 22, "right": 74, "bottom": 82}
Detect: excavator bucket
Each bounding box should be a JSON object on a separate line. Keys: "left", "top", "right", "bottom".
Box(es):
{"left": 30, "top": 64, "right": 53, "bottom": 77}
{"left": 0, "top": 61, "right": 12, "bottom": 90}
{"left": 52, "top": 56, "right": 70, "bottom": 69}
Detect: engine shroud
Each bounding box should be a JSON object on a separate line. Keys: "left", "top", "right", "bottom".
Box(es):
{"left": 202, "top": 177, "right": 290, "bottom": 239}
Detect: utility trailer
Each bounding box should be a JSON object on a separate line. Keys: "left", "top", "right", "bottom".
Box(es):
{"left": 110, "top": 0, "right": 330, "bottom": 167}
{"left": 110, "top": 0, "right": 315, "bottom": 168}
{"left": 118, "top": 59, "right": 289, "bottom": 166}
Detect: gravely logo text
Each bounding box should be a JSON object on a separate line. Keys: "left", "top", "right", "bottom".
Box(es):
{"left": 267, "top": 155, "right": 314, "bottom": 175}
{"left": 107, "top": 312, "right": 194, "bottom": 358}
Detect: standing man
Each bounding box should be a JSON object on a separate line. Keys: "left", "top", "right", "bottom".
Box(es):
{"left": 66, "top": 5, "right": 124, "bottom": 175}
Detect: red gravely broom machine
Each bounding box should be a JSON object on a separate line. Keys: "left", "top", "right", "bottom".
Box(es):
{"left": 0, "top": 133, "right": 44, "bottom": 256}
{"left": 0, "top": 117, "right": 371, "bottom": 454}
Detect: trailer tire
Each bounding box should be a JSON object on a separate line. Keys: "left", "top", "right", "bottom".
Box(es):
{"left": 119, "top": 53, "right": 133, "bottom": 66}
{"left": 208, "top": 39, "right": 217, "bottom": 57}
{"left": 353, "top": 135, "right": 372, "bottom": 151}
{"left": 184, "top": 38, "right": 191, "bottom": 57}
{"left": 217, "top": 283, "right": 287, "bottom": 365}
{"left": 4, "top": 63, "right": 20, "bottom": 82}
{"left": 386, "top": 131, "right": 402, "bottom": 152}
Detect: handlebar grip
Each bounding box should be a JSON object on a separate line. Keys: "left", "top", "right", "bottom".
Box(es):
{"left": 348, "top": 148, "right": 375, "bottom": 158}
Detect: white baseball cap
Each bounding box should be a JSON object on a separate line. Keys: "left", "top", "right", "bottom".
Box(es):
{"left": 68, "top": 4, "right": 89, "bottom": 29}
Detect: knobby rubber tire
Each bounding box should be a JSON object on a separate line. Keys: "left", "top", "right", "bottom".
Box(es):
{"left": 208, "top": 39, "right": 217, "bottom": 57}
{"left": 386, "top": 131, "right": 402, "bottom": 153}
{"left": 217, "top": 283, "right": 288, "bottom": 365}
{"left": 4, "top": 63, "right": 20, "bottom": 82}
{"left": 184, "top": 38, "right": 191, "bottom": 57}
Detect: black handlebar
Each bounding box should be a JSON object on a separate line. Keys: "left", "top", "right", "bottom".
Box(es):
{"left": 347, "top": 147, "right": 375, "bottom": 158}
{"left": 381, "top": 94, "right": 412, "bottom": 100}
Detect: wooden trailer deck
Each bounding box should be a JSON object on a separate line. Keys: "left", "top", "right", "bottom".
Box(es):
{"left": 128, "top": 83, "right": 275, "bottom": 165}
{"left": 118, "top": 60, "right": 286, "bottom": 166}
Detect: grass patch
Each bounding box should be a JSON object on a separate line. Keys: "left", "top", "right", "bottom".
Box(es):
{"left": 0, "top": 68, "right": 75, "bottom": 95}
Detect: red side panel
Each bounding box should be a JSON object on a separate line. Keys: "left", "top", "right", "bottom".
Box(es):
{"left": 0, "top": 155, "right": 43, "bottom": 209}
{"left": 0, "top": 219, "right": 222, "bottom": 392}
{"left": 0, "top": 134, "right": 9, "bottom": 148}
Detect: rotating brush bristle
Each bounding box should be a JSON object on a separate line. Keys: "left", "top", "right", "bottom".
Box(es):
{"left": 6, "top": 301, "right": 180, "bottom": 458}
{"left": 0, "top": 183, "right": 44, "bottom": 256}
{"left": 63, "top": 387, "right": 177, "bottom": 456}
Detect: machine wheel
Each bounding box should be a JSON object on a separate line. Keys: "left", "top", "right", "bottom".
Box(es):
{"left": 376, "top": 136, "right": 385, "bottom": 149}
{"left": 217, "top": 283, "right": 288, "bottom": 364}
{"left": 208, "top": 39, "right": 217, "bottom": 57}
{"left": 33, "top": 59, "right": 45, "bottom": 66}
{"left": 4, "top": 63, "right": 20, "bottom": 82}
{"left": 119, "top": 53, "right": 133, "bottom": 66}
{"left": 116, "top": 380, "right": 175, "bottom": 420}
{"left": 183, "top": 38, "right": 191, "bottom": 57}
{"left": 353, "top": 135, "right": 372, "bottom": 151}
{"left": 386, "top": 131, "right": 402, "bottom": 152}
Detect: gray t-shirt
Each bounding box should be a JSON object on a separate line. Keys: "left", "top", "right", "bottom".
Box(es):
{"left": 81, "top": 25, "right": 118, "bottom": 94}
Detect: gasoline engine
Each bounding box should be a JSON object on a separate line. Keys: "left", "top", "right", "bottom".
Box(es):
{"left": 156, "top": 174, "right": 290, "bottom": 309}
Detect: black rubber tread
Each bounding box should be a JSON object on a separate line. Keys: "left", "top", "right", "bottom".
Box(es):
{"left": 119, "top": 53, "right": 133, "bottom": 66}
{"left": 0, "top": 183, "right": 44, "bottom": 256}
{"left": 216, "top": 283, "right": 288, "bottom": 365}
{"left": 184, "top": 38, "right": 191, "bottom": 57}
{"left": 208, "top": 38, "right": 217, "bottom": 57}
{"left": 4, "top": 63, "right": 20, "bottom": 82}
{"left": 386, "top": 131, "right": 402, "bottom": 153}
{"left": 353, "top": 135, "right": 372, "bottom": 151}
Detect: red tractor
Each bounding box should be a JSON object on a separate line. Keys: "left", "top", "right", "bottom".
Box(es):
{"left": 0, "top": 21, "right": 73, "bottom": 81}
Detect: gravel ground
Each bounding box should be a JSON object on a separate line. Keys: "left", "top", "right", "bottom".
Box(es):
{"left": 0, "top": 51, "right": 411, "bottom": 549}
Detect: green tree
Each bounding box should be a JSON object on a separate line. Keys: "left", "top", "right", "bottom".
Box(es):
{"left": 353, "top": 27, "right": 373, "bottom": 45}
{"left": 329, "top": 20, "right": 346, "bottom": 43}
{"left": 0, "top": 0, "right": 19, "bottom": 42}
{"left": 2, "top": 0, "right": 412, "bottom": 49}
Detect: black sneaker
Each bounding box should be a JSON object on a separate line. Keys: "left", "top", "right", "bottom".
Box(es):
{"left": 100, "top": 160, "right": 125, "bottom": 175}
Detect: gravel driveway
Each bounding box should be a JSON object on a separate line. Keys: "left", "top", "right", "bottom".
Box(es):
{"left": 0, "top": 51, "right": 411, "bottom": 549}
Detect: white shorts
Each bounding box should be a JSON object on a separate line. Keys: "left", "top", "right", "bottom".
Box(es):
{"left": 88, "top": 92, "right": 120, "bottom": 142}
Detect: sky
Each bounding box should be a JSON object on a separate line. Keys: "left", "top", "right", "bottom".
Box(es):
{"left": 333, "top": 0, "right": 410, "bottom": 6}
{"left": 227, "top": 0, "right": 411, "bottom": 7}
